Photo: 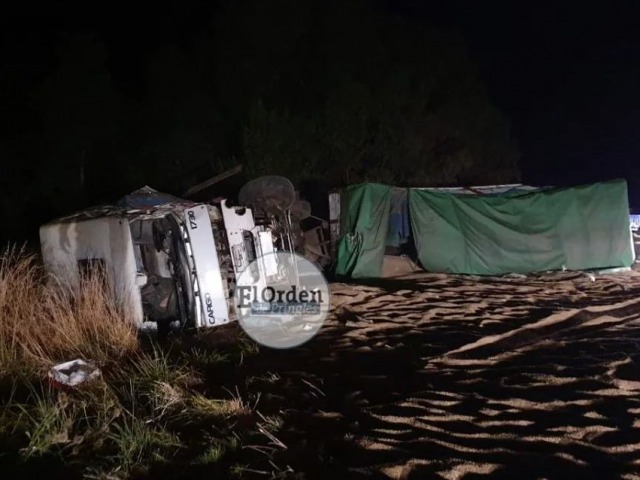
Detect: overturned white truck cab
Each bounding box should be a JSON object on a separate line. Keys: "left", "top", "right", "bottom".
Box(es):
{"left": 39, "top": 187, "right": 278, "bottom": 331}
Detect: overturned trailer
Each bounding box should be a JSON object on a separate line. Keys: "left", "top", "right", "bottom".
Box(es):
{"left": 330, "top": 179, "right": 636, "bottom": 278}
{"left": 39, "top": 187, "right": 281, "bottom": 331}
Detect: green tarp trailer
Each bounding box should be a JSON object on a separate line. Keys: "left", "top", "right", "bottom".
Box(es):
{"left": 335, "top": 179, "right": 635, "bottom": 277}
{"left": 335, "top": 183, "right": 393, "bottom": 278}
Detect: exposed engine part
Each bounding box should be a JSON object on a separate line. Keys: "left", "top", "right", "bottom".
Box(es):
{"left": 290, "top": 199, "right": 312, "bottom": 220}
{"left": 238, "top": 175, "right": 296, "bottom": 214}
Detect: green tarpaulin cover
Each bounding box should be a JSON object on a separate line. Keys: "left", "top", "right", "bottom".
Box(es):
{"left": 335, "top": 183, "right": 392, "bottom": 278}
{"left": 336, "top": 179, "right": 634, "bottom": 277}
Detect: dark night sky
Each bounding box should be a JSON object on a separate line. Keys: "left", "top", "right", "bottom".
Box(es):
{"left": 400, "top": 0, "right": 640, "bottom": 206}
{"left": 3, "top": 0, "right": 640, "bottom": 205}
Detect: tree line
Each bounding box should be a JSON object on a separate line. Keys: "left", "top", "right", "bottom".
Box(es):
{"left": 0, "top": 0, "right": 520, "bottom": 241}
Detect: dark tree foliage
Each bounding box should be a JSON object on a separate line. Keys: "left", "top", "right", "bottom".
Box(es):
{"left": 0, "top": 0, "right": 520, "bottom": 241}
{"left": 41, "top": 34, "right": 122, "bottom": 207}
{"left": 219, "top": 0, "right": 520, "bottom": 185}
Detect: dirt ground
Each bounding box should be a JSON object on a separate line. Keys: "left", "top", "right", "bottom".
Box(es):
{"left": 154, "top": 269, "right": 640, "bottom": 479}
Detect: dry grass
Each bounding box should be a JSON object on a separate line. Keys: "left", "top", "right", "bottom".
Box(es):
{"left": 0, "top": 246, "right": 281, "bottom": 478}
{"left": 0, "top": 245, "right": 138, "bottom": 376}
{"left": 190, "top": 388, "right": 253, "bottom": 419}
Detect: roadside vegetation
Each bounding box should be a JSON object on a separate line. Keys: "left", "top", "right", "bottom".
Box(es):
{"left": 0, "top": 246, "right": 286, "bottom": 479}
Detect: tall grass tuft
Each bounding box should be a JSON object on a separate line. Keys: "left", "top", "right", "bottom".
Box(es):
{"left": 0, "top": 245, "right": 138, "bottom": 376}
